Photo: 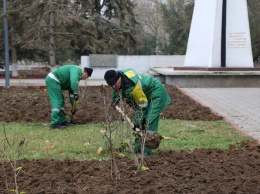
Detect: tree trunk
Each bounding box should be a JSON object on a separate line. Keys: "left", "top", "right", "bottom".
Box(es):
{"left": 8, "top": 0, "right": 18, "bottom": 77}
{"left": 11, "top": 47, "right": 18, "bottom": 77}
{"left": 49, "top": 0, "right": 56, "bottom": 67}
{"left": 10, "top": 25, "right": 18, "bottom": 77}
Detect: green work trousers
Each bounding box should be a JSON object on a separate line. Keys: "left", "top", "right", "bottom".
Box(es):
{"left": 45, "top": 76, "right": 67, "bottom": 125}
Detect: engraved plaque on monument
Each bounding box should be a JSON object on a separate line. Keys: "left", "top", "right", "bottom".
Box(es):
{"left": 226, "top": 0, "right": 253, "bottom": 67}
{"left": 89, "top": 54, "right": 117, "bottom": 67}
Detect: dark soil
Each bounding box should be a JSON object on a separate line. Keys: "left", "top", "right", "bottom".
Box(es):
{"left": 0, "top": 85, "right": 222, "bottom": 123}
{"left": 1, "top": 141, "right": 260, "bottom": 194}
{"left": 1, "top": 85, "right": 260, "bottom": 193}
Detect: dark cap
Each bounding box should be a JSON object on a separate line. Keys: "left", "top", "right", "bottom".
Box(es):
{"left": 104, "top": 70, "right": 120, "bottom": 86}
{"left": 84, "top": 67, "right": 93, "bottom": 77}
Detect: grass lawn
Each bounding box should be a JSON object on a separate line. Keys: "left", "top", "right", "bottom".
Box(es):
{"left": 0, "top": 119, "right": 253, "bottom": 161}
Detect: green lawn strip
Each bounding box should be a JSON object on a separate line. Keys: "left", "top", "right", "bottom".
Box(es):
{"left": 158, "top": 119, "right": 252, "bottom": 152}
{"left": 0, "top": 120, "right": 253, "bottom": 161}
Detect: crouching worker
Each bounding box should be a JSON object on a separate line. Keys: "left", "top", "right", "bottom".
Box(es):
{"left": 45, "top": 65, "right": 93, "bottom": 129}
{"left": 104, "top": 68, "right": 170, "bottom": 156}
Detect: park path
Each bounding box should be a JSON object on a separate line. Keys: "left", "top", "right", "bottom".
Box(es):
{"left": 180, "top": 88, "right": 260, "bottom": 142}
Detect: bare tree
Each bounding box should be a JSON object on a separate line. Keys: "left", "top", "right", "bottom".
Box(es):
{"left": 161, "top": 0, "right": 194, "bottom": 54}
{"left": 135, "top": 0, "right": 169, "bottom": 55}
{"left": 0, "top": 127, "right": 26, "bottom": 194}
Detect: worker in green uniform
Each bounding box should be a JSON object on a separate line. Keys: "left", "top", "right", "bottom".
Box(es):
{"left": 45, "top": 65, "right": 93, "bottom": 129}
{"left": 104, "top": 68, "right": 170, "bottom": 155}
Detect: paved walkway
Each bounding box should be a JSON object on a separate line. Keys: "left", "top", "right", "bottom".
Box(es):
{"left": 180, "top": 88, "right": 260, "bottom": 142}
{"left": 1, "top": 78, "right": 260, "bottom": 142}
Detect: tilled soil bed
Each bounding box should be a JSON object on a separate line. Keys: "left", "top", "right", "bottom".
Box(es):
{"left": 0, "top": 85, "right": 222, "bottom": 123}
{"left": 1, "top": 85, "right": 260, "bottom": 194}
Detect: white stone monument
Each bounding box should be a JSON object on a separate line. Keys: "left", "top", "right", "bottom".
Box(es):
{"left": 184, "top": 0, "right": 253, "bottom": 68}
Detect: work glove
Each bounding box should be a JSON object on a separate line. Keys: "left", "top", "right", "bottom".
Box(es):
{"left": 133, "top": 124, "right": 142, "bottom": 138}
{"left": 74, "top": 93, "right": 79, "bottom": 101}
{"left": 132, "top": 124, "right": 140, "bottom": 132}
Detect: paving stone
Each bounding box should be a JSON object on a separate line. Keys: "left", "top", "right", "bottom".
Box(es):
{"left": 181, "top": 88, "right": 260, "bottom": 142}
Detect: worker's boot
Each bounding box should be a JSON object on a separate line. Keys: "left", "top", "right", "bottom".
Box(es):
{"left": 51, "top": 124, "right": 66, "bottom": 129}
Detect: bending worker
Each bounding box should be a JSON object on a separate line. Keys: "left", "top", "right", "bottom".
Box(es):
{"left": 45, "top": 65, "right": 93, "bottom": 129}
{"left": 104, "top": 68, "right": 170, "bottom": 155}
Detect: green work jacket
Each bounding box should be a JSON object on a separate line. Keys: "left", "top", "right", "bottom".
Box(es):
{"left": 52, "top": 65, "right": 82, "bottom": 93}
{"left": 112, "top": 68, "right": 170, "bottom": 126}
